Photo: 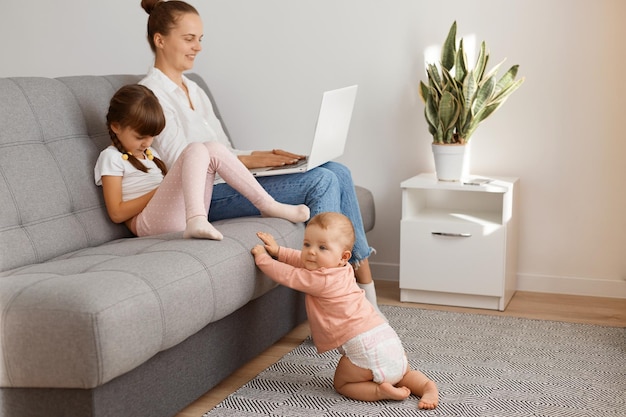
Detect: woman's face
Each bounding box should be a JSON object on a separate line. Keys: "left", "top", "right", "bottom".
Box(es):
{"left": 155, "top": 12, "right": 203, "bottom": 73}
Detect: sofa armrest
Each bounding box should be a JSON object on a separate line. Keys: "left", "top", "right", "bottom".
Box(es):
{"left": 355, "top": 185, "right": 375, "bottom": 233}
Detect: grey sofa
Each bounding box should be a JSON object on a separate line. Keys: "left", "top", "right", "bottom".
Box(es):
{"left": 0, "top": 74, "right": 375, "bottom": 417}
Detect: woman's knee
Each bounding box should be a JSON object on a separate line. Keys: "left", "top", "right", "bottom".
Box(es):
{"left": 310, "top": 167, "right": 340, "bottom": 191}
{"left": 323, "top": 161, "right": 353, "bottom": 182}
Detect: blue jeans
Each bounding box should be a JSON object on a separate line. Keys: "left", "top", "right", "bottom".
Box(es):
{"left": 209, "top": 161, "right": 373, "bottom": 264}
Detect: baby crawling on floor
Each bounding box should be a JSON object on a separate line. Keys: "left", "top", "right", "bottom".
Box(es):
{"left": 251, "top": 212, "right": 438, "bottom": 409}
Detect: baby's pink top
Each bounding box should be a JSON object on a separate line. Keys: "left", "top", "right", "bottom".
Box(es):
{"left": 254, "top": 247, "right": 386, "bottom": 353}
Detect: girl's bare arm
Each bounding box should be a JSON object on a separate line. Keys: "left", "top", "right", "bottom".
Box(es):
{"left": 100, "top": 175, "right": 156, "bottom": 224}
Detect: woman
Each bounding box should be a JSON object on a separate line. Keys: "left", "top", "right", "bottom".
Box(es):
{"left": 138, "top": 0, "right": 381, "bottom": 312}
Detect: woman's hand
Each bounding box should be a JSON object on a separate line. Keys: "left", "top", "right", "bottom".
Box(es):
{"left": 238, "top": 149, "right": 305, "bottom": 169}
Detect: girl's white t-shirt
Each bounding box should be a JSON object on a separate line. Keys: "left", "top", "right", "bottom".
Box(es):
{"left": 94, "top": 146, "right": 164, "bottom": 201}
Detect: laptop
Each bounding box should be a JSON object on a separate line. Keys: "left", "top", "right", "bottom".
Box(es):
{"left": 249, "top": 84, "right": 358, "bottom": 178}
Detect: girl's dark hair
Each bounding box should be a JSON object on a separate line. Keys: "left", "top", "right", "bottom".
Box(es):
{"left": 106, "top": 84, "right": 168, "bottom": 175}
{"left": 141, "top": 0, "right": 199, "bottom": 53}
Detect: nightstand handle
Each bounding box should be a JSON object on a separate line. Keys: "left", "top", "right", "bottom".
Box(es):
{"left": 432, "top": 232, "right": 472, "bottom": 238}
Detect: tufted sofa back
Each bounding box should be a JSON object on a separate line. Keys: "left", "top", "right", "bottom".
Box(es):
{"left": 0, "top": 74, "right": 213, "bottom": 272}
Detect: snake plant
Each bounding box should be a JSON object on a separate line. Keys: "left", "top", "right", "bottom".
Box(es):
{"left": 419, "top": 21, "right": 524, "bottom": 144}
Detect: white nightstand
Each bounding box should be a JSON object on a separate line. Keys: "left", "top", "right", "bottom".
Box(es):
{"left": 399, "top": 173, "right": 519, "bottom": 311}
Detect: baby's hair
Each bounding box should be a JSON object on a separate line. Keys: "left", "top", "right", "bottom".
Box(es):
{"left": 106, "top": 84, "right": 168, "bottom": 175}
{"left": 307, "top": 212, "right": 355, "bottom": 252}
{"left": 141, "top": 0, "right": 199, "bottom": 53}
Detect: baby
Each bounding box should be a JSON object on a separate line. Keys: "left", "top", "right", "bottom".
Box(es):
{"left": 251, "top": 212, "right": 438, "bottom": 409}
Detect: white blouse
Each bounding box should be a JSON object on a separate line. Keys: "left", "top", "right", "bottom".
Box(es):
{"left": 139, "top": 67, "right": 250, "bottom": 168}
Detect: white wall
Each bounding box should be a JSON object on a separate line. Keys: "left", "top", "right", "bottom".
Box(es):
{"left": 2, "top": 0, "right": 625, "bottom": 298}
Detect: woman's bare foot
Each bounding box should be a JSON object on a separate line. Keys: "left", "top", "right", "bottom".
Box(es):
{"left": 378, "top": 382, "right": 411, "bottom": 401}
{"left": 260, "top": 203, "right": 310, "bottom": 223}
{"left": 417, "top": 380, "right": 439, "bottom": 410}
{"left": 183, "top": 216, "right": 223, "bottom": 240}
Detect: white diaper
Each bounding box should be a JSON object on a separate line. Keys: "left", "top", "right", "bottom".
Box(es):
{"left": 338, "top": 323, "right": 408, "bottom": 385}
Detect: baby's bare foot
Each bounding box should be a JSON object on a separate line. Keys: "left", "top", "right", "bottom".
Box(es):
{"left": 417, "top": 380, "right": 439, "bottom": 410}
{"left": 378, "top": 382, "right": 411, "bottom": 401}
{"left": 183, "top": 216, "right": 223, "bottom": 240}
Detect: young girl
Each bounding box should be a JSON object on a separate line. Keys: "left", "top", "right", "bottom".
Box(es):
{"left": 251, "top": 212, "right": 439, "bottom": 409}
{"left": 94, "top": 84, "right": 310, "bottom": 239}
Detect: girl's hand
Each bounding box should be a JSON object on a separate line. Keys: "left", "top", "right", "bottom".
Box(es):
{"left": 239, "top": 149, "right": 305, "bottom": 169}
{"left": 256, "top": 231, "right": 280, "bottom": 258}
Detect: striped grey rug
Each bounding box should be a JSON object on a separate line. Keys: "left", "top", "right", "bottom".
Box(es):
{"left": 204, "top": 305, "right": 626, "bottom": 416}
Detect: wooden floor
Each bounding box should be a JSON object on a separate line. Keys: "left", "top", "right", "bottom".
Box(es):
{"left": 175, "top": 280, "right": 626, "bottom": 417}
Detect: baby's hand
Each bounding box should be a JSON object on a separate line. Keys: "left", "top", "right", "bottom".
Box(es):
{"left": 251, "top": 244, "right": 267, "bottom": 257}
{"left": 256, "top": 231, "right": 280, "bottom": 258}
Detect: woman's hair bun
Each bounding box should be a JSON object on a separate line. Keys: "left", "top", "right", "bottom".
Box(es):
{"left": 141, "top": 0, "right": 162, "bottom": 15}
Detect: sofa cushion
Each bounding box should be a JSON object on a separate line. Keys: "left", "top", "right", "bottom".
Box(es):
{"left": 0, "top": 217, "right": 302, "bottom": 389}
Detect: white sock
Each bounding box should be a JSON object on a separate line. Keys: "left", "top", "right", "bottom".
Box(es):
{"left": 358, "top": 282, "right": 386, "bottom": 319}
{"left": 259, "top": 202, "right": 310, "bottom": 223}
{"left": 183, "top": 216, "right": 224, "bottom": 240}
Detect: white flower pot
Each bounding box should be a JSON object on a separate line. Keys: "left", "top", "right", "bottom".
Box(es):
{"left": 432, "top": 142, "right": 470, "bottom": 181}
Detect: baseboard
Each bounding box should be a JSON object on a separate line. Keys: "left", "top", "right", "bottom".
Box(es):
{"left": 370, "top": 262, "right": 626, "bottom": 299}
{"left": 516, "top": 273, "right": 626, "bottom": 299}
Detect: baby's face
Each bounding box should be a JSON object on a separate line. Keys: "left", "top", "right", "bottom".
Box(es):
{"left": 300, "top": 225, "right": 348, "bottom": 270}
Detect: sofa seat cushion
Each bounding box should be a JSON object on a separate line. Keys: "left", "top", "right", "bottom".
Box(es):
{"left": 0, "top": 217, "right": 302, "bottom": 389}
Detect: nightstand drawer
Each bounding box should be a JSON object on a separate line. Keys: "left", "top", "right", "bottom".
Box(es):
{"left": 400, "top": 220, "right": 505, "bottom": 296}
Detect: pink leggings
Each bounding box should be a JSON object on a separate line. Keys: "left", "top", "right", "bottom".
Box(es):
{"left": 134, "top": 142, "right": 273, "bottom": 236}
